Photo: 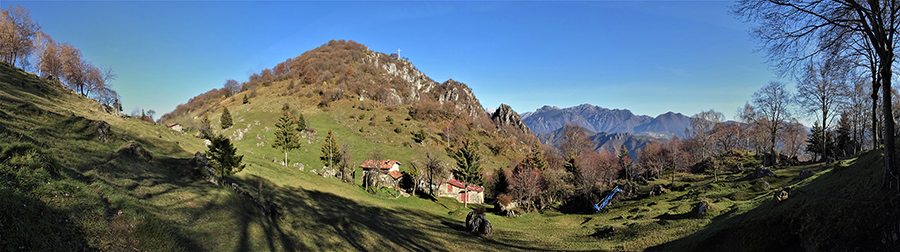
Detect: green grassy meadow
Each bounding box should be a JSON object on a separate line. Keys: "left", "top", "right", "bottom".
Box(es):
{"left": 2, "top": 62, "right": 898, "bottom": 251}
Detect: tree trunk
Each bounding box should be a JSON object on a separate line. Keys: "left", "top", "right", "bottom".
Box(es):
{"left": 879, "top": 51, "right": 897, "bottom": 187}
{"left": 284, "top": 151, "right": 288, "bottom": 167}
{"left": 872, "top": 82, "right": 880, "bottom": 149}
{"left": 822, "top": 109, "right": 828, "bottom": 162}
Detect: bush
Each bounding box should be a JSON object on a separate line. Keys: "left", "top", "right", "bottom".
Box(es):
{"left": 394, "top": 127, "right": 402, "bottom": 134}
{"left": 412, "top": 129, "right": 427, "bottom": 143}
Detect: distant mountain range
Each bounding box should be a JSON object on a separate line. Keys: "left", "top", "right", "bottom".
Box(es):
{"left": 521, "top": 104, "right": 692, "bottom": 139}
{"left": 536, "top": 125, "right": 656, "bottom": 161}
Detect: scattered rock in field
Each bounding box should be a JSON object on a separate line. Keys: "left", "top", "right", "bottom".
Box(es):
{"left": 466, "top": 207, "right": 493, "bottom": 237}
{"left": 774, "top": 188, "right": 789, "bottom": 202}
{"left": 750, "top": 167, "right": 775, "bottom": 180}
{"left": 203, "top": 139, "right": 211, "bottom": 146}
{"left": 797, "top": 170, "right": 813, "bottom": 180}
{"left": 694, "top": 198, "right": 715, "bottom": 217}
{"left": 696, "top": 201, "right": 708, "bottom": 215}
{"left": 294, "top": 163, "right": 304, "bottom": 171}
{"left": 118, "top": 141, "right": 152, "bottom": 161}
{"left": 649, "top": 184, "right": 668, "bottom": 197}
{"left": 190, "top": 151, "right": 218, "bottom": 183}
{"left": 95, "top": 121, "right": 111, "bottom": 142}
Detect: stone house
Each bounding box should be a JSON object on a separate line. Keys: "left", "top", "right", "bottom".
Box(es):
{"left": 167, "top": 123, "right": 183, "bottom": 132}
{"left": 360, "top": 159, "right": 403, "bottom": 189}
{"left": 438, "top": 178, "right": 484, "bottom": 204}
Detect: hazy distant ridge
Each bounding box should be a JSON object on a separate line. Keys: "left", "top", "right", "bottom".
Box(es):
{"left": 522, "top": 104, "right": 692, "bottom": 138}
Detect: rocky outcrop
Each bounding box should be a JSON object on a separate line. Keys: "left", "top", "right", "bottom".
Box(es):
{"left": 491, "top": 104, "right": 531, "bottom": 135}
{"left": 95, "top": 121, "right": 111, "bottom": 142}
{"left": 434, "top": 79, "right": 487, "bottom": 121}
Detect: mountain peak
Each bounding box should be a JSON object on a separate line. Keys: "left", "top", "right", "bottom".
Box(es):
{"left": 522, "top": 103, "right": 691, "bottom": 138}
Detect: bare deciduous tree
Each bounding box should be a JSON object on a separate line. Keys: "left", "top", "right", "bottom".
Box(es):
{"left": 782, "top": 119, "right": 808, "bottom": 161}
{"left": 0, "top": 5, "right": 40, "bottom": 67}
{"left": 734, "top": 0, "right": 900, "bottom": 185}
{"left": 752, "top": 81, "right": 793, "bottom": 152}
{"left": 224, "top": 79, "right": 240, "bottom": 97}
{"left": 797, "top": 56, "right": 849, "bottom": 161}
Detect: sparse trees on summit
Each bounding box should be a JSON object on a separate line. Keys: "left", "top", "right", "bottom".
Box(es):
{"left": 0, "top": 5, "right": 40, "bottom": 67}
{"left": 224, "top": 79, "right": 240, "bottom": 97}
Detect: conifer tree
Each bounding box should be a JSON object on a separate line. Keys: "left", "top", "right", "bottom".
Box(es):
{"left": 206, "top": 134, "right": 245, "bottom": 177}
{"left": 296, "top": 113, "right": 307, "bottom": 132}
{"left": 242, "top": 94, "right": 249, "bottom": 104}
{"left": 320, "top": 129, "right": 341, "bottom": 169}
{"left": 221, "top": 107, "right": 233, "bottom": 129}
{"left": 199, "top": 112, "right": 212, "bottom": 139}
{"left": 530, "top": 143, "right": 548, "bottom": 171}
{"left": 272, "top": 110, "right": 301, "bottom": 167}
{"left": 451, "top": 138, "right": 483, "bottom": 185}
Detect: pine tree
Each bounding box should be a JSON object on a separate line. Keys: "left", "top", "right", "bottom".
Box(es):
{"left": 206, "top": 134, "right": 245, "bottom": 177}
{"left": 272, "top": 110, "right": 301, "bottom": 167}
{"left": 528, "top": 143, "right": 548, "bottom": 171}
{"left": 320, "top": 129, "right": 341, "bottom": 169}
{"left": 199, "top": 113, "right": 212, "bottom": 139}
{"left": 242, "top": 94, "right": 249, "bottom": 104}
{"left": 296, "top": 113, "right": 307, "bottom": 132}
{"left": 451, "top": 138, "right": 483, "bottom": 185}
{"left": 221, "top": 107, "right": 233, "bottom": 129}
{"left": 806, "top": 122, "right": 834, "bottom": 162}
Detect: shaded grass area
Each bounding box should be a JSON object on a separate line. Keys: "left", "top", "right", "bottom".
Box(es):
{"left": 652, "top": 150, "right": 900, "bottom": 251}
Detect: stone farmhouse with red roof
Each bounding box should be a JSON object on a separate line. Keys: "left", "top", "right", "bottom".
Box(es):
{"left": 438, "top": 178, "right": 484, "bottom": 204}
{"left": 360, "top": 159, "right": 403, "bottom": 189}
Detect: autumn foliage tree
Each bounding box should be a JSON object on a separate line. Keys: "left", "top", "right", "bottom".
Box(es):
{"left": 0, "top": 5, "right": 40, "bottom": 66}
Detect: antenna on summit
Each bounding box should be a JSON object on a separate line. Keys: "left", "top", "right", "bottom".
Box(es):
{"left": 398, "top": 49, "right": 401, "bottom": 58}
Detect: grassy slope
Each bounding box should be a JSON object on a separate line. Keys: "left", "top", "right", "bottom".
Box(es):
{"left": 4, "top": 62, "right": 899, "bottom": 251}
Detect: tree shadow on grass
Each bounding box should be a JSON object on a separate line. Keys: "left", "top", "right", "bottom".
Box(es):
{"left": 227, "top": 175, "right": 584, "bottom": 252}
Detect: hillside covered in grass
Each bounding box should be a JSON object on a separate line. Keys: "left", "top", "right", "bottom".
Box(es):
{"left": 4, "top": 39, "right": 900, "bottom": 251}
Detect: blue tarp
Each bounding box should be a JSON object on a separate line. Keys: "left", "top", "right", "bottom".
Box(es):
{"left": 594, "top": 188, "right": 623, "bottom": 211}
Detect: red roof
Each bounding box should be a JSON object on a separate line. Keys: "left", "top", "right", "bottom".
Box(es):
{"left": 444, "top": 178, "right": 484, "bottom": 193}
{"left": 359, "top": 160, "right": 401, "bottom": 171}
{"left": 388, "top": 170, "right": 403, "bottom": 180}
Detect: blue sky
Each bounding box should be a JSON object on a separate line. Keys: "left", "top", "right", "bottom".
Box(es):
{"left": 7, "top": 1, "right": 776, "bottom": 120}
